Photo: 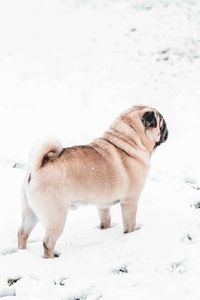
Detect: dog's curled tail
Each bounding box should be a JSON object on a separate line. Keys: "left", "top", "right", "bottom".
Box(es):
{"left": 29, "top": 137, "right": 63, "bottom": 172}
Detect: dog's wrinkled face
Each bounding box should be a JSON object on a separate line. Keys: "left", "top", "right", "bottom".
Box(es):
{"left": 141, "top": 109, "right": 168, "bottom": 148}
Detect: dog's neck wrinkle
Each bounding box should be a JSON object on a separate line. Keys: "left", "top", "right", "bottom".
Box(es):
{"left": 107, "top": 128, "right": 140, "bottom": 151}
{"left": 92, "top": 115, "right": 154, "bottom": 165}
{"left": 100, "top": 116, "right": 152, "bottom": 165}
{"left": 120, "top": 116, "right": 154, "bottom": 153}
{"left": 101, "top": 131, "right": 150, "bottom": 166}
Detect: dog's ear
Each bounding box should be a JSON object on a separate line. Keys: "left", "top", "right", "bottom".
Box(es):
{"left": 142, "top": 111, "right": 157, "bottom": 128}
{"left": 155, "top": 119, "right": 168, "bottom": 147}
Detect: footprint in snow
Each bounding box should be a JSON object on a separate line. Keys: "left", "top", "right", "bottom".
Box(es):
{"left": 0, "top": 246, "right": 17, "bottom": 255}
{"left": 12, "top": 161, "right": 27, "bottom": 170}
{"left": 0, "top": 287, "right": 16, "bottom": 298}
{"left": 53, "top": 277, "right": 68, "bottom": 286}
{"left": 189, "top": 184, "right": 200, "bottom": 191}
{"left": 167, "top": 262, "right": 186, "bottom": 274}
{"left": 112, "top": 264, "right": 129, "bottom": 275}
{"left": 7, "top": 277, "right": 21, "bottom": 286}
{"left": 191, "top": 201, "right": 200, "bottom": 209}
{"left": 0, "top": 277, "right": 20, "bottom": 298}
{"left": 62, "top": 288, "right": 102, "bottom": 300}
{"left": 184, "top": 177, "right": 200, "bottom": 190}
{"left": 181, "top": 233, "right": 193, "bottom": 243}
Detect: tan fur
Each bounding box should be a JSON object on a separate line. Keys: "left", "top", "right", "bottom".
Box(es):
{"left": 18, "top": 105, "right": 168, "bottom": 258}
{"left": 29, "top": 137, "right": 63, "bottom": 171}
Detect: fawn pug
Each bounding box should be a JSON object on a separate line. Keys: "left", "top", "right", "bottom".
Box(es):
{"left": 18, "top": 105, "right": 168, "bottom": 258}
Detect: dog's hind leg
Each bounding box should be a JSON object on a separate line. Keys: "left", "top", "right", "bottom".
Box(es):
{"left": 98, "top": 207, "right": 111, "bottom": 229}
{"left": 18, "top": 175, "right": 38, "bottom": 249}
{"left": 43, "top": 215, "right": 67, "bottom": 258}
{"left": 18, "top": 209, "right": 38, "bottom": 249}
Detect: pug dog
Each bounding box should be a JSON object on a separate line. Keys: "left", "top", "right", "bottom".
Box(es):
{"left": 18, "top": 105, "right": 168, "bottom": 258}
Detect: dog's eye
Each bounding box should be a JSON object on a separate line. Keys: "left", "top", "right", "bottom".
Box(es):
{"left": 142, "top": 111, "right": 157, "bottom": 128}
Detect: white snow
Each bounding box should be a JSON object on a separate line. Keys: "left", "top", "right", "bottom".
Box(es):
{"left": 1, "top": 0, "right": 200, "bottom": 299}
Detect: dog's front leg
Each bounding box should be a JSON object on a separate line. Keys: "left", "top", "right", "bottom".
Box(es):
{"left": 98, "top": 207, "right": 111, "bottom": 229}
{"left": 120, "top": 197, "right": 138, "bottom": 233}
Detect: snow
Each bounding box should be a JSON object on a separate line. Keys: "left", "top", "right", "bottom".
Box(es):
{"left": 0, "top": 0, "right": 200, "bottom": 299}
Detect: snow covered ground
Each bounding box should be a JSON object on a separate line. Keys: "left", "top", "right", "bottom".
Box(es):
{"left": 1, "top": 0, "right": 200, "bottom": 299}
